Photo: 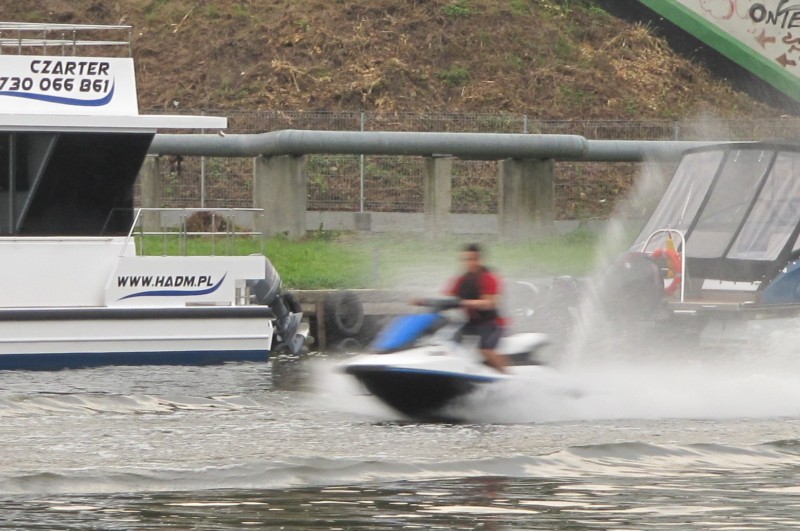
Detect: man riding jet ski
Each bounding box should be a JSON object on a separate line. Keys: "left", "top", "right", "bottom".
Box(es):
{"left": 339, "top": 244, "right": 550, "bottom": 422}
{"left": 442, "top": 243, "right": 509, "bottom": 373}
{"left": 339, "top": 296, "right": 551, "bottom": 421}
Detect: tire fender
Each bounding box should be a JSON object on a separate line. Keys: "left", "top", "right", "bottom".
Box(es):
{"left": 325, "top": 290, "right": 364, "bottom": 338}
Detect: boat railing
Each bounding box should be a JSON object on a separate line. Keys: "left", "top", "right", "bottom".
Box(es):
{"left": 642, "top": 228, "right": 686, "bottom": 303}
{"left": 0, "top": 22, "right": 132, "bottom": 56}
{"left": 124, "top": 208, "right": 265, "bottom": 257}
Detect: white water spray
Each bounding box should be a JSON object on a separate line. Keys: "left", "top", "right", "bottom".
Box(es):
{"left": 313, "top": 154, "right": 800, "bottom": 425}
{"left": 475, "top": 155, "right": 800, "bottom": 424}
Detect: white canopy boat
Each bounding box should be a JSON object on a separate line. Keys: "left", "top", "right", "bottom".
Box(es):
{"left": 581, "top": 141, "right": 800, "bottom": 348}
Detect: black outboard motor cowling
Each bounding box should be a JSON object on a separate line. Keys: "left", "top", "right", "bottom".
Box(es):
{"left": 248, "top": 258, "right": 302, "bottom": 353}
{"left": 249, "top": 257, "right": 282, "bottom": 306}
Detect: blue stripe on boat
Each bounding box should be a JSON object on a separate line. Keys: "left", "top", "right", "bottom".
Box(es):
{"left": 0, "top": 349, "right": 270, "bottom": 371}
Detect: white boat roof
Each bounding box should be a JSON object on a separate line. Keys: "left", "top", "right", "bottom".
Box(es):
{"left": 0, "top": 22, "right": 226, "bottom": 132}
{"left": 0, "top": 113, "right": 227, "bottom": 133}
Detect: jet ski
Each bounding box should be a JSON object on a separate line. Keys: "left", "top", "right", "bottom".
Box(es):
{"left": 339, "top": 296, "right": 551, "bottom": 421}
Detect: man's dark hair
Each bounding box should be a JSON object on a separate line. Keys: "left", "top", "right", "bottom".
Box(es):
{"left": 462, "top": 243, "right": 482, "bottom": 254}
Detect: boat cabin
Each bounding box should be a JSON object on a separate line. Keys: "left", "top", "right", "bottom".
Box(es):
{"left": 632, "top": 142, "right": 800, "bottom": 310}
{"left": 0, "top": 22, "right": 223, "bottom": 236}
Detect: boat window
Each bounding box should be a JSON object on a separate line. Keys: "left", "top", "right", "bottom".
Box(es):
{"left": 729, "top": 151, "right": 800, "bottom": 261}
{"left": 634, "top": 150, "right": 723, "bottom": 251}
{"left": 687, "top": 149, "right": 773, "bottom": 259}
{"left": 0, "top": 133, "right": 33, "bottom": 234}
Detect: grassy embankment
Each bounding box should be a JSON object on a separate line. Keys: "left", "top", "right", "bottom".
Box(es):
{"left": 137, "top": 228, "right": 611, "bottom": 290}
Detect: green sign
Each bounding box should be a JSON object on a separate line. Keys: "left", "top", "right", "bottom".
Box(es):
{"left": 638, "top": 0, "right": 800, "bottom": 102}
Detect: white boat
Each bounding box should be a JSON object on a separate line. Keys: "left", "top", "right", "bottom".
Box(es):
{"left": 0, "top": 24, "right": 302, "bottom": 369}
{"left": 581, "top": 141, "right": 800, "bottom": 348}
{"left": 0, "top": 209, "right": 304, "bottom": 370}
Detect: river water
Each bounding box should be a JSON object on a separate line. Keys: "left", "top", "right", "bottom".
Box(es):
{"left": 4, "top": 343, "right": 800, "bottom": 530}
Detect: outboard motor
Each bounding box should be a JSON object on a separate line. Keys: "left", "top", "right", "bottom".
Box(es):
{"left": 249, "top": 257, "right": 282, "bottom": 307}
{"left": 595, "top": 251, "right": 665, "bottom": 320}
{"left": 248, "top": 258, "right": 303, "bottom": 354}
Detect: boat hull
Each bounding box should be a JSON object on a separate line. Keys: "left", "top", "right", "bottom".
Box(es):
{"left": 0, "top": 349, "right": 269, "bottom": 371}
{"left": 0, "top": 306, "right": 274, "bottom": 370}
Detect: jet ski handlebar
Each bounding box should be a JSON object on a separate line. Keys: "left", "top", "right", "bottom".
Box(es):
{"left": 414, "top": 296, "right": 462, "bottom": 311}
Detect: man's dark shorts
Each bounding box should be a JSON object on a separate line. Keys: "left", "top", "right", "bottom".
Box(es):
{"left": 461, "top": 321, "right": 503, "bottom": 350}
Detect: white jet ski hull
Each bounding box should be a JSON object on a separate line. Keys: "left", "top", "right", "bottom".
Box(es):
{"left": 342, "top": 332, "right": 551, "bottom": 421}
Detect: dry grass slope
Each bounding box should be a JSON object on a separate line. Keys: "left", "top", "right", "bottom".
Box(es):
{"left": 1, "top": 0, "right": 781, "bottom": 119}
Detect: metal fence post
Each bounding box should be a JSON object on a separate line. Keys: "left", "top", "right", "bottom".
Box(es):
{"left": 200, "top": 112, "right": 206, "bottom": 207}
{"left": 359, "top": 111, "right": 365, "bottom": 213}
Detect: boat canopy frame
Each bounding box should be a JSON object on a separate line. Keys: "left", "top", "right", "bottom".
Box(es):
{"left": 634, "top": 142, "right": 800, "bottom": 285}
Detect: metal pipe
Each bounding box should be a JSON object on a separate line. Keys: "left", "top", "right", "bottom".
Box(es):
{"left": 149, "top": 130, "right": 590, "bottom": 160}
{"left": 571, "top": 140, "right": 730, "bottom": 162}
{"left": 149, "top": 130, "right": 726, "bottom": 162}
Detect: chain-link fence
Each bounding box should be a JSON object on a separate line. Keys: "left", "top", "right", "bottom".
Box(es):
{"left": 141, "top": 112, "right": 800, "bottom": 219}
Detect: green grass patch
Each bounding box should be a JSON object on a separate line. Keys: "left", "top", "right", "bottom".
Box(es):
{"left": 135, "top": 233, "right": 372, "bottom": 290}
{"left": 438, "top": 66, "right": 471, "bottom": 86}
{"left": 337, "top": 229, "right": 605, "bottom": 289}
{"left": 136, "top": 234, "right": 264, "bottom": 257}
{"left": 442, "top": 0, "right": 471, "bottom": 17}
{"left": 262, "top": 236, "right": 372, "bottom": 289}
{"left": 135, "top": 229, "right": 610, "bottom": 290}
{"left": 509, "top": 0, "right": 531, "bottom": 16}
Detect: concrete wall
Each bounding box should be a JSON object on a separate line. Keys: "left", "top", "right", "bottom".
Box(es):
{"left": 141, "top": 154, "right": 597, "bottom": 240}
{"left": 498, "top": 158, "right": 555, "bottom": 241}
{"left": 306, "top": 211, "right": 611, "bottom": 236}
{"left": 253, "top": 155, "right": 308, "bottom": 239}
